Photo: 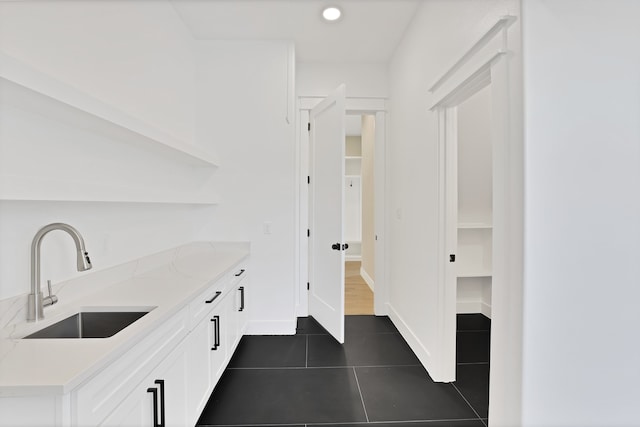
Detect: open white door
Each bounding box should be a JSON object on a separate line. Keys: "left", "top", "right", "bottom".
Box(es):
{"left": 308, "top": 84, "right": 346, "bottom": 343}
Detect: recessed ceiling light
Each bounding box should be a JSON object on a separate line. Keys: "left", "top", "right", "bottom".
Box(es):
{"left": 322, "top": 6, "right": 342, "bottom": 22}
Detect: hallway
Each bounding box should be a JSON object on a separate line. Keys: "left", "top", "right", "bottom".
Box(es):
{"left": 197, "top": 315, "right": 490, "bottom": 426}
{"left": 345, "top": 261, "right": 374, "bottom": 315}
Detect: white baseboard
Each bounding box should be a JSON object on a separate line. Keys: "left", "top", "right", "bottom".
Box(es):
{"left": 457, "top": 301, "right": 492, "bottom": 319}
{"left": 480, "top": 302, "right": 492, "bottom": 318}
{"left": 345, "top": 255, "right": 362, "bottom": 261}
{"left": 359, "top": 266, "right": 375, "bottom": 292}
{"left": 387, "top": 303, "right": 454, "bottom": 382}
{"left": 245, "top": 319, "right": 297, "bottom": 335}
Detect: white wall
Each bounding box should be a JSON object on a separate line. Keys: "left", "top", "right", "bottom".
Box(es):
{"left": 387, "top": 0, "right": 521, "bottom": 425}
{"left": 521, "top": 1, "right": 640, "bottom": 425}
{"left": 0, "top": 1, "right": 210, "bottom": 302}
{"left": 457, "top": 85, "right": 492, "bottom": 225}
{"left": 0, "top": 0, "right": 196, "bottom": 143}
{"left": 297, "top": 62, "right": 388, "bottom": 98}
{"left": 195, "top": 41, "right": 296, "bottom": 334}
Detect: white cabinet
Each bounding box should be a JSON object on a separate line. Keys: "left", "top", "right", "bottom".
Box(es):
{"left": 102, "top": 343, "right": 188, "bottom": 427}
{"left": 0, "top": 259, "right": 251, "bottom": 427}
{"left": 73, "top": 308, "right": 189, "bottom": 427}
{"left": 184, "top": 262, "right": 250, "bottom": 426}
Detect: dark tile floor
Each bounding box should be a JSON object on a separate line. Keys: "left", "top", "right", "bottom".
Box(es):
{"left": 197, "top": 314, "right": 490, "bottom": 427}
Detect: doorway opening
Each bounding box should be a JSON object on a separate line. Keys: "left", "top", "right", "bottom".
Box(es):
{"left": 344, "top": 114, "right": 375, "bottom": 315}
{"left": 296, "top": 95, "right": 388, "bottom": 340}
{"left": 455, "top": 85, "right": 492, "bottom": 321}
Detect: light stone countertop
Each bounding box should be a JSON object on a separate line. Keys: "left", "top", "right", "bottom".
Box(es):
{"left": 0, "top": 241, "right": 249, "bottom": 397}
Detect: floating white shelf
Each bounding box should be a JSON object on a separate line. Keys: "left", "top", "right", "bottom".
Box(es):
{"left": 0, "top": 175, "right": 220, "bottom": 205}
{"left": 0, "top": 52, "right": 219, "bottom": 167}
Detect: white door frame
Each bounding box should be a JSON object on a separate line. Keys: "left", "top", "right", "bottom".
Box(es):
{"left": 429, "top": 15, "right": 524, "bottom": 426}
{"left": 296, "top": 96, "right": 388, "bottom": 318}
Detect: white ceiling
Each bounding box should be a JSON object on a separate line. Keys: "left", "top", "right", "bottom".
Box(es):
{"left": 170, "top": 0, "right": 421, "bottom": 63}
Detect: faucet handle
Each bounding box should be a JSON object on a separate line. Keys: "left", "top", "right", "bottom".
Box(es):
{"left": 43, "top": 279, "right": 58, "bottom": 307}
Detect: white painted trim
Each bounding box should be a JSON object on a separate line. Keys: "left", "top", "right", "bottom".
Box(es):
{"left": 299, "top": 97, "right": 387, "bottom": 112}
{"left": 360, "top": 266, "right": 374, "bottom": 292}
{"left": 285, "top": 43, "right": 295, "bottom": 124}
{"left": 373, "top": 110, "right": 388, "bottom": 316}
{"left": 295, "top": 110, "right": 311, "bottom": 317}
{"left": 345, "top": 255, "right": 362, "bottom": 262}
{"left": 429, "top": 16, "right": 516, "bottom": 92}
{"left": 430, "top": 14, "right": 523, "bottom": 426}
{"left": 297, "top": 96, "right": 388, "bottom": 319}
{"left": 245, "top": 320, "right": 297, "bottom": 336}
{"left": 430, "top": 54, "right": 500, "bottom": 110}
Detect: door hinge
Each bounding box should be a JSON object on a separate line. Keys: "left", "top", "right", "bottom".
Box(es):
{"left": 307, "top": 122, "right": 311, "bottom": 131}
{"left": 307, "top": 282, "right": 310, "bottom": 290}
{"left": 307, "top": 229, "right": 310, "bottom": 237}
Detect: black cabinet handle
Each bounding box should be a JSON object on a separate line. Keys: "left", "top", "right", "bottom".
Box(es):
{"left": 146, "top": 380, "right": 165, "bottom": 427}
{"left": 205, "top": 291, "right": 222, "bottom": 304}
{"left": 146, "top": 386, "right": 159, "bottom": 427}
{"left": 211, "top": 315, "right": 220, "bottom": 350}
{"left": 331, "top": 243, "right": 340, "bottom": 250}
{"left": 234, "top": 269, "right": 245, "bottom": 277}
{"left": 155, "top": 380, "right": 165, "bottom": 427}
{"left": 239, "top": 286, "right": 245, "bottom": 312}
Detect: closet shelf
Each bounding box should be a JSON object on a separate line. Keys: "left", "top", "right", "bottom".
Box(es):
{"left": 0, "top": 52, "right": 219, "bottom": 167}
{"left": 457, "top": 272, "right": 492, "bottom": 278}
{"left": 458, "top": 222, "right": 493, "bottom": 229}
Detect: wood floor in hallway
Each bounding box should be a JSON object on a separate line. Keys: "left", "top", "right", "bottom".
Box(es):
{"left": 345, "top": 261, "right": 374, "bottom": 315}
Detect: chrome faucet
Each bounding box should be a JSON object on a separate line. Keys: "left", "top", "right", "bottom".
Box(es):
{"left": 28, "top": 223, "right": 92, "bottom": 322}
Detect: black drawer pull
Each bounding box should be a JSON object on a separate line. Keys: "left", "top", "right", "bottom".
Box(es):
{"left": 234, "top": 269, "right": 245, "bottom": 277}
{"left": 155, "top": 380, "right": 165, "bottom": 427}
{"left": 147, "top": 387, "right": 159, "bottom": 427}
{"left": 239, "top": 286, "right": 245, "bottom": 312}
{"left": 147, "top": 379, "right": 165, "bottom": 427}
{"left": 211, "top": 315, "right": 220, "bottom": 350}
{"left": 205, "top": 291, "right": 222, "bottom": 304}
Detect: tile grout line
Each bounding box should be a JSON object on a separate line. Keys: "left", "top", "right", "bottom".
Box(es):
{"left": 351, "top": 367, "right": 370, "bottom": 423}
{"left": 227, "top": 364, "right": 423, "bottom": 370}
{"left": 308, "top": 419, "right": 482, "bottom": 426}
{"left": 451, "top": 382, "right": 485, "bottom": 425}
{"left": 201, "top": 418, "right": 484, "bottom": 427}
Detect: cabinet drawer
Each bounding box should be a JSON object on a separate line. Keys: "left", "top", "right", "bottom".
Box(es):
{"left": 189, "top": 280, "right": 227, "bottom": 329}
{"left": 72, "top": 307, "right": 188, "bottom": 427}
{"left": 228, "top": 264, "right": 248, "bottom": 288}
